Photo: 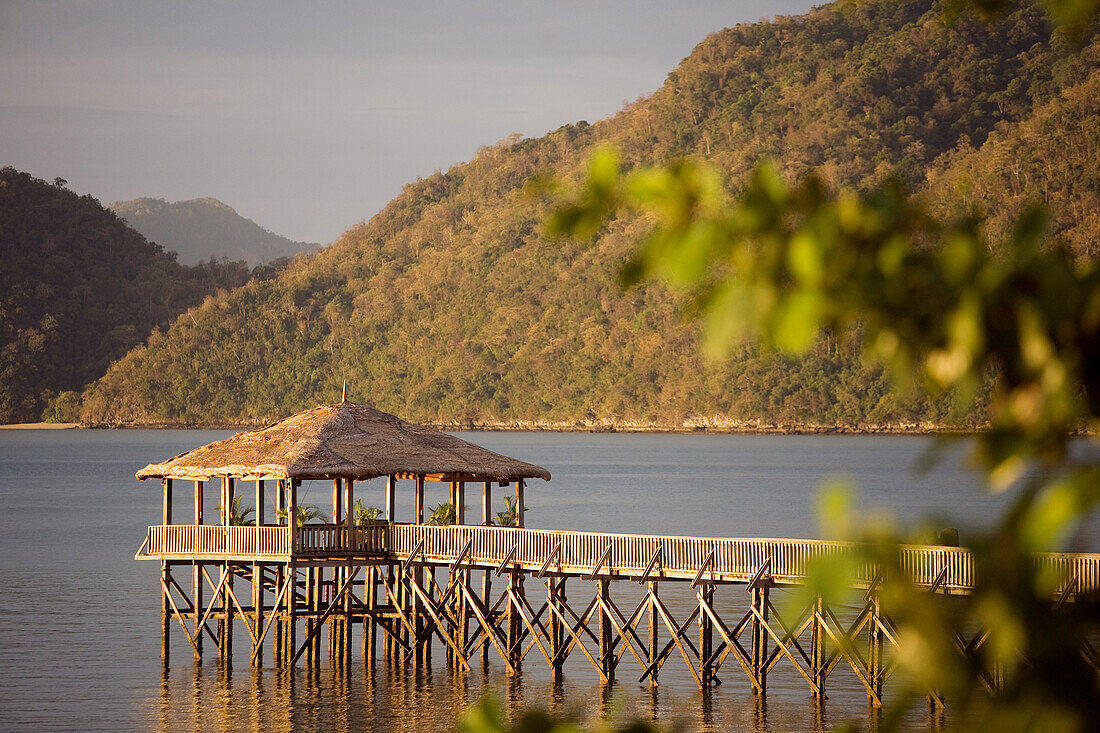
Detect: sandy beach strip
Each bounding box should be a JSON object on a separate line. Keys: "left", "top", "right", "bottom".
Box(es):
{"left": 0, "top": 422, "right": 79, "bottom": 429}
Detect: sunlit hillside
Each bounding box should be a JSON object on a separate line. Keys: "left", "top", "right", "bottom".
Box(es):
{"left": 82, "top": 0, "right": 1098, "bottom": 427}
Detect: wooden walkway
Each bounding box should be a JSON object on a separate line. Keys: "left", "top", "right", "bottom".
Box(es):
{"left": 140, "top": 522, "right": 1100, "bottom": 592}
{"left": 138, "top": 522, "right": 1100, "bottom": 706}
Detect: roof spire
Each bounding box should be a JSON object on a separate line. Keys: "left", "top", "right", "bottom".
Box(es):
{"left": 340, "top": 380, "right": 347, "bottom": 404}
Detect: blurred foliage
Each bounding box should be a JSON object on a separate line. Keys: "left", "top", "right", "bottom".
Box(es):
{"left": 547, "top": 72, "right": 1100, "bottom": 733}
{"left": 544, "top": 7, "right": 1100, "bottom": 732}
{"left": 0, "top": 167, "right": 251, "bottom": 423}
{"left": 79, "top": 1, "right": 1097, "bottom": 429}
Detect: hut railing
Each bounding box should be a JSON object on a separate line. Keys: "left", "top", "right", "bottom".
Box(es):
{"left": 296, "top": 523, "right": 388, "bottom": 555}
{"left": 143, "top": 524, "right": 290, "bottom": 557}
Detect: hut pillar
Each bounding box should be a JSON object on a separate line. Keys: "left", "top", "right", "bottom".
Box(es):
{"left": 414, "top": 475, "right": 425, "bottom": 524}
{"left": 482, "top": 481, "right": 492, "bottom": 525}
{"left": 386, "top": 475, "right": 396, "bottom": 523}
{"left": 516, "top": 480, "right": 525, "bottom": 528}
{"left": 456, "top": 481, "right": 466, "bottom": 524}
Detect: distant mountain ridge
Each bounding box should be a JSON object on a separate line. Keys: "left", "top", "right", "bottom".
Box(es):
{"left": 0, "top": 168, "right": 251, "bottom": 423}
{"left": 109, "top": 196, "right": 318, "bottom": 266}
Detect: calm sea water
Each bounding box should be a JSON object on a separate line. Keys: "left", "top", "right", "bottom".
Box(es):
{"left": 0, "top": 430, "right": 1093, "bottom": 732}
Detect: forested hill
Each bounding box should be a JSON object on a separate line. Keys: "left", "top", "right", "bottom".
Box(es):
{"left": 82, "top": 0, "right": 1099, "bottom": 429}
{"left": 110, "top": 197, "right": 318, "bottom": 267}
{"left": 0, "top": 168, "right": 251, "bottom": 423}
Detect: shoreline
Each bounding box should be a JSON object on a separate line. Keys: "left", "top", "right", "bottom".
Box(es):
{"left": 0, "top": 422, "right": 79, "bottom": 430}
{"left": 65, "top": 420, "right": 983, "bottom": 435}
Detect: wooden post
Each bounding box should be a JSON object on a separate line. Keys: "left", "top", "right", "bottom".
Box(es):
{"left": 516, "top": 479, "right": 525, "bottom": 528}
{"left": 482, "top": 481, "right": 492, "bottom": 525}
{"left": 332, "top": 479, "right": 341, "bottom": 525}
{"left": 386, "top": 475, "right": 396, "bottom": 523}
{"left": 456, "top": 481, "right": 465, "bottom": 524}
{"left": 648, "top": 580, "right": 659, "bottom": 686}
{"left": 346, "top": 479, "right": 355, "bottom": 532}
{"left": 193, "top": 480, "right": 203, "bottom": 660}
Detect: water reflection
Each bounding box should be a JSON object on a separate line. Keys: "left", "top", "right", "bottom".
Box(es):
{"left": 148, "top": 655, "right": 924, "bottom": 732}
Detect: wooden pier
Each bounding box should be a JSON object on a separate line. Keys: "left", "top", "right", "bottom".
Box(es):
{"left": 134, "top": 403, "right": 1100, "bottom": 707}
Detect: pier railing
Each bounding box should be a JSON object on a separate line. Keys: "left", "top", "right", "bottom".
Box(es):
{"left": 137, "top": 522, "right": 1099, "bottom": 592}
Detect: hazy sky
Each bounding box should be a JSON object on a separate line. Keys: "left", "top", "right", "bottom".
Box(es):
{"left": 1, "top": 1, "right": 816, "bottom": 243}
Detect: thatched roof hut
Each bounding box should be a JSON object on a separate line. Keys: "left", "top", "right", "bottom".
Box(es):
{"left": 136, "top": 403, "right": 551, "bottom": 483}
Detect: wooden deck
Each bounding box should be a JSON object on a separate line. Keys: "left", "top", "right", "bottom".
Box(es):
{"left": 136, "top": 522, "right": 1100, "bottom": 594}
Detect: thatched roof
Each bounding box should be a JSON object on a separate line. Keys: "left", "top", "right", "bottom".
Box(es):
{"left": 136, "top": 403, "right": 552, "bottom": 483}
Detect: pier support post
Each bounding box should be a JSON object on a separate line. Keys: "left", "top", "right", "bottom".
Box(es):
{"left": 506, "top": 572, "right": 523, "bottom": 670}
{"left": 812, "top": 596, "right": 825, "bottom": 697}
{"left": 161, "top": 478, "right": 173, "bottom": 667}
{"left": 547, "top": 577, "right": 565, "bottom": 679}
{"left": 362, "top": 565, "right": 373, "bottom": 665}
{"left": 648, "top": 580, "right": 659, "bottom": 686}
{"left": 752, "top": 582, "right": 770, "bottom": 693}
{"left": 252, "top": 480, "right": 264, "bottom": 666}
{"left": 597, "top": 578, "right": 615, "bottom": 681}
{"left": 869, "top": 594, "right": 882, "bottom": 703}
{"left": 192, "top": 480, "right": 204, "bottom": 661}
{"left": 287, "top": 561, "right": 298, "bottom": 667}
{"left": 161, "top": 562, "right": 171, "bottom": 667}
{"left": 305, "top": 566, "right": 315, "bottom": 667}
{"left": 699, "top": 583, "right": 714, "bottom": 686}
{"left": 481, "top": 568, "right": 492, "bottom": 666}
